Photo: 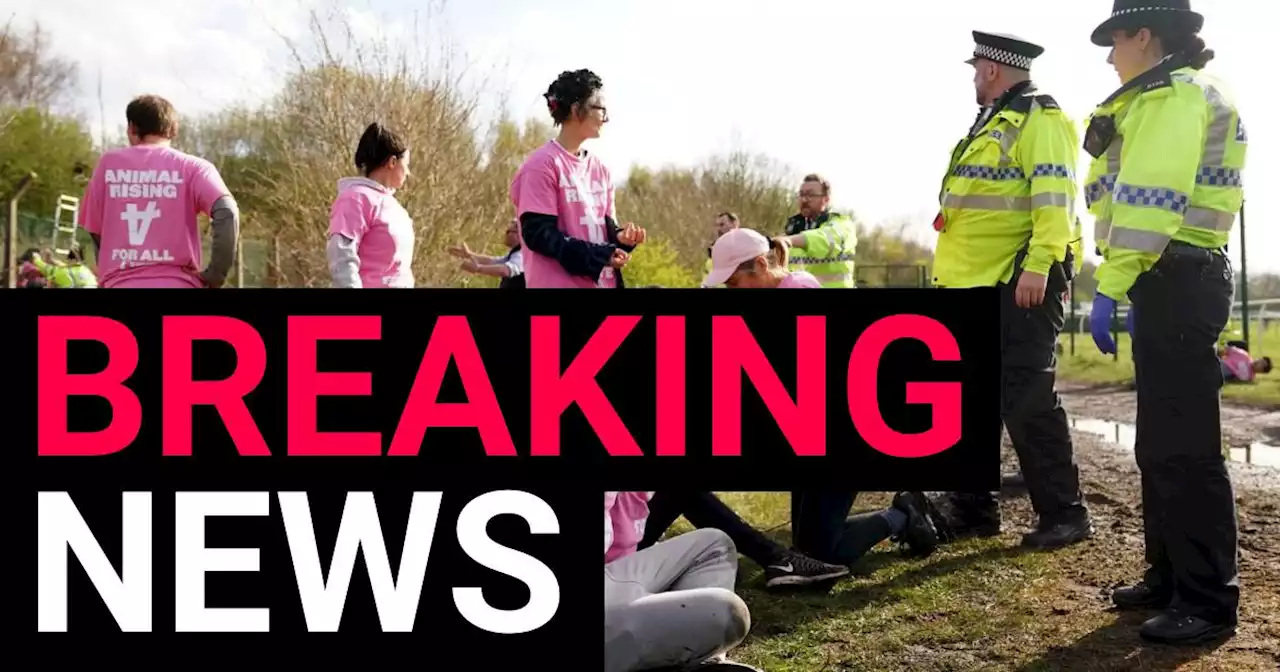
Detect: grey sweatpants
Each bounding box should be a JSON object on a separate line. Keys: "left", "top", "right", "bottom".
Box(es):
{"left": 604, "top": 529, "right": 751, "bottom": 672}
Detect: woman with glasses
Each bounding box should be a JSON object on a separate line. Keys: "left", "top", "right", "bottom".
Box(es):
{"left": 510, "top": 69, "right": 646, "bottom": 289}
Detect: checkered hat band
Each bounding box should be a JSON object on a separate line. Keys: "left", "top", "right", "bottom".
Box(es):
{"left": 1111, "top": 7, "right": 1184, "bottom": 18}
{"left": 973, "top": 44, "right": 1032, "bottom": 70}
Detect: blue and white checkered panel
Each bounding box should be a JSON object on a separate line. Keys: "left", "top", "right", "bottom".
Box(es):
{"left": 1085, "top": 174, "right": 1117, "bottom": 207}
{"left": 1196, "top": 167, "right": 1242, "bottom": 187}
{"left": 1031, "top": 164, "right": 1074, "bottom": 179}
{"left": 952, "top": 164, "right": 1026, "bottom": 180}
{"left": 1113, "top": 184, "right": 1190, "bottom": 216}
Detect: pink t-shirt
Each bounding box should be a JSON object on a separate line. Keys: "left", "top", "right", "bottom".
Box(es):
{"left": 1221, "top": 346, "right": 1255, "bottom": 382}
{"left": 510, "top": 140, "right": 617, "bottom": 289}
{"left": 604, "top": 491, "right": 654, "bottom": 565}
{"left": 328, "top": 177, "right": 416, "bottom": 288}
{"left": 779, "top": 271, "right": 822, "bottom": 288}
{"left": 79, "top": 144, "right": 230, "bottom": 288}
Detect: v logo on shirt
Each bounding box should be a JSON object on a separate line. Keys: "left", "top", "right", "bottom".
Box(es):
{"left": 121, "top": 201, "right": 162, "bottom": 246}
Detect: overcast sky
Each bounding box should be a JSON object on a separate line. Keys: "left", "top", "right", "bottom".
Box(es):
{"left": 9, "top": 0, "right": 1275, "bottom": 272}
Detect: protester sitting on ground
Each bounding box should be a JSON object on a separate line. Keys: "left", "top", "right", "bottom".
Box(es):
{"left": 328, "top": 122, "right": 416, "bottom": 288}
{"left": 510, "top": 68, "right": 646, "bottom": 288}
{"left": 1219, "top": 342, "right": 1272, "bottom": 383}
{"left": 450, "top": 218, "right": 525, "bottom": 289}
{"left": 702, "top": 229, "right": 942, "bottom": 566}
{"left": 25, "top": 247, "right": 98, "bottom": 288}
{"left": 604, "top": 491, "right": 760, "bottom": 672}
{"left": 78, "top": 94, "right": 238, "bottom": 288}
{"left": 640, "top": 491, "right": 850, "bottom": 589}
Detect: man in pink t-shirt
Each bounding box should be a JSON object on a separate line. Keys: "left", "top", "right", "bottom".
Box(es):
{"left": 510, "top": 69, "right": 646, "bottom": 289}
{"left": 79, "top": 95, "right": 238, "bottom": 289}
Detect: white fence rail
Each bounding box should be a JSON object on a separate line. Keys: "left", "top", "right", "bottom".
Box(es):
{"left": 1072, "top": 298, "right": 1280, "bottom": 334}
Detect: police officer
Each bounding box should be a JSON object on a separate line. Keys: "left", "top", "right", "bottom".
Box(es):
{"left": 1085, "top": 0, "right": 1243, "bottom": 645}
{"left": 929, "top": 31, "right": 1093, "bottom": 551}
{"left": 773, "top": 174, "right": 857, "bottom": 288}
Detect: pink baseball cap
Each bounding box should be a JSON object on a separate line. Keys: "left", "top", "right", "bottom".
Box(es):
{"left": 703, "top": 228, "right": 770, "bottom": 287}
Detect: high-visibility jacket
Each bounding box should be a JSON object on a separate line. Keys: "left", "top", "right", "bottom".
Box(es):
{"left": 783, "top": 210, "right": 857, "bottom": 288}
{"left": 31, "top": 255, "right": 98, "bottom": 288}
{"left": 1084, "top": 60, "right": 1246, "bottom": 300}
{"left": 933, "top": 81, "right": 1078, "bottom": 288}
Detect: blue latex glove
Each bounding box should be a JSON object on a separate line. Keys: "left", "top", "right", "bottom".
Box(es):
{"left": 1091, "top": 294, "right": 1118, "bottom": 355}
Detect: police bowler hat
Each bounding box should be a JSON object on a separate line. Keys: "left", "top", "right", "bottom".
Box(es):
{"left": 1092, "top": 0, "right": 1204, "bottom": 47}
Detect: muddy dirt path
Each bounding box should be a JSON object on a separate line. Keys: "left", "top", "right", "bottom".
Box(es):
{"left": 996, "top": 385, "right": 1280, "bottom": 668}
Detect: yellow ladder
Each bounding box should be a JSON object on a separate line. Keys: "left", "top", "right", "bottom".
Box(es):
{"left": 51, "top": 194, "right": 80, "bottom": 261}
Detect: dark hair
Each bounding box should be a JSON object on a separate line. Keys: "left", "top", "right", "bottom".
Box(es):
{"left": 544, "top": 69, "right": 604, "bottom": 126}
{"left": 354, "top": 122, "right": 409, "bottom": 176}
{"left": 19, "top": 247, "right": 39, "bottom": 264}
{"left": 67, "top": 247, "right": 82, "bottom": 263}
{"left": 1127, "top": 17, "right": 1215, "bottom": 69}
{"left": 126, "top": 95, "right": 180, "bottom": 138}
{"left": 802, "top": 173, "right": 831, "bottom": 196}
{"left": 716, "top": 212, "right": 740, "bottom": 224}
{"left": 1261, "top": 357, "right": 1273, "bottom": 372}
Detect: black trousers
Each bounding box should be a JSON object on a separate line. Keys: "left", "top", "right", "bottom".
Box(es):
{"left": 1130, "top": 243, "right": 1239, "bottom": 623}
{"left": 790, "top": 491, "right": 895, "bottom": 567}
{"left": 949, "top": 253, "right": 1088, "bottom": 525}
{"left": 639, "top": 492, "right": 788, "bottom": 568}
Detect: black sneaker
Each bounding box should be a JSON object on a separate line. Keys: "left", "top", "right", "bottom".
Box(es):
{"left": 763, "top": 550, "right": 850, "bottom": 588}
{"left": 892, "top": 492, "right": 940, "bottom": 557}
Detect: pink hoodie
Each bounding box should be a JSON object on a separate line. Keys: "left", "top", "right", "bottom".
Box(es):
{"left": 327, "top": 177, "right": 416, "bottom": 288}
{"left": 605, "top": 491, "right": 655, "bottom": 564}
{"left": 1221, "top": 346, "right": 1255, "bottom": 382}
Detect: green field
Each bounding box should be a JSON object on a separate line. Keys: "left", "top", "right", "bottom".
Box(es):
{"left": 666, "top": 491, "right": 1278, "bottom": 671}
{"left": 1057, "top": 322, "right": 1280, "bottom": 407}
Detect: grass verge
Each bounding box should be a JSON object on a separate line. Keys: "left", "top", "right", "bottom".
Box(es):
{"left": 1056, "top": 323, "right": 1280, "bottom": 408}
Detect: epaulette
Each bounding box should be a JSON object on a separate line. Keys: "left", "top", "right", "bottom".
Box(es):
{"left": 1008, "top": 92, "right": 1060, "bottom": 114}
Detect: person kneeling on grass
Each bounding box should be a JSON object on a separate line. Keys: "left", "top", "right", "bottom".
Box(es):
{"left": 641, "top": 491, "right": 850, "bottom": 589}
{"left": 702, "top": 230, "right": 942, "bottom": 567}
{"left": 605, "top": 492, "right": 761, "bottom": 672}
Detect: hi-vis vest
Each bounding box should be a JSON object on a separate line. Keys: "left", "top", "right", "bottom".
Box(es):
{"left": 783, "top": 210, "right": 857, "bottom": 288}
{"left": 31, "top": 256, "right": 98, "bottom": 288}
{"left": 933, "top": 82, "right": 1077, "bottom": 288}
{"left": 1084, "top": 60, "right": 1246, "bottom": 300}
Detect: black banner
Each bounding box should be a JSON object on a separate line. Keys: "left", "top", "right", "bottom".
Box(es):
{"left": 13, "top": 287, "right": 1001, "bottom": 659}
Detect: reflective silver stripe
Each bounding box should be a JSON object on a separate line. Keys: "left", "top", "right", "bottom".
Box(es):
{"left": 1095, "top": 217, "right": 1112, "bottom": 241}
{"left": 1184, "top": 207, "right": 1236, "bottom": 231}
{"left": 1201, "top": 83, "right": 1234, "bottom": 166}
{"left": 1109, "top": 226, "right": 1171, "bottom": 253}
{"left": 942, "top": 193, "right": 1031, "bottom": 211}
{"left": 996, "top": 122, "right": 1022, "bottom": 167}
{"left": 1107, "top": 136, "right": 1124, "bottom": 173}
{"left": 1031, "top": 192, "right": 1070, "bottom": 209}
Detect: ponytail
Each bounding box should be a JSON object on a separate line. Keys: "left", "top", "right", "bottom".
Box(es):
{"left": 1140, "top": 18, "right": 1215, "bottom": 70}
{"left": 768, "top": 237, "right": 790, "bottom": 269}
{"left": 1182, "top": 35, "right": 1215, "bottom": 69}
